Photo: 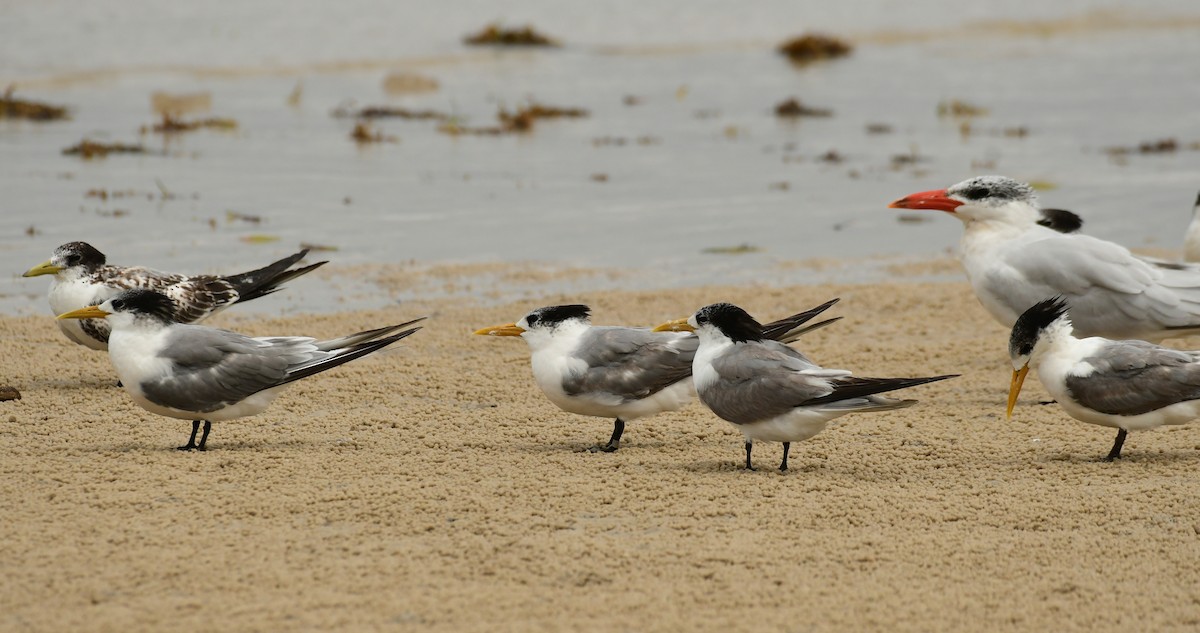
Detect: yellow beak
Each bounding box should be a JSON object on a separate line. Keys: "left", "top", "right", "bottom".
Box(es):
{"left": 57, "top": 305, "right": 111, "bottom": 320}
{"left": 474, "top": 323, "right": 526, "bottom": 337}
{"left": 652, "top": 318, "right": 694, "bottom": 333}
{"left": 1006, "top": 365, "right": 1029, "bottom": 418}
{"left": 22, "top": 260, "right": 63, "bottom": 277}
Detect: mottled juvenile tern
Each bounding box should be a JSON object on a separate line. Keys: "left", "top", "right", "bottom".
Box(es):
{"left": 23, "top": 241, "right": 326, "bottom": 350}
{"left": 655, "top": 303, "right": 957, "bottom": 471}
{"left": 890, "top": 176, "right": 1200, "bottom": 342}
{"left": 58, "top": 288, "right": 423, "bottom": 451}
{"left": 1008, "top": 296, "right": 1200, "bottom": 461}
{"left": 474, "top": 300, "right": 841, "bottom": 452}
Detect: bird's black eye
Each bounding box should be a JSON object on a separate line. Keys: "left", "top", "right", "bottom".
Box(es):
{"left": 110, "top": 299, "right": 124, "bottom": 311}
{"left": 65, "top": 254, "right": 82, "bottom": 266}
{"left": 696, "top": 314, "right": 708, "bottom": 324}
{"left": 962, "top": 186, "right": 989, "bottom": 200}
{"left": 526, "top": 315, "right": 539, "bottom": 326}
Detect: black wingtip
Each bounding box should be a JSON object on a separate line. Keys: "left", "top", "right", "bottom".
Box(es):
{"left": 223, "top": 251, "right": 327, "bottom": 303}
{"left": 761, "top": 298, "right": 841, "bottom": 341}
{"left": 281, "top": 326, "right": 422, "bottom": 386}
{"left": 805, "top": 373, "right": 958, "bottom": 406}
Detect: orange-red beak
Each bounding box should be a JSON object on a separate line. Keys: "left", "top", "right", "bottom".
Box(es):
{"left": 888, "top": 188, "right": 961, "bottom": 213}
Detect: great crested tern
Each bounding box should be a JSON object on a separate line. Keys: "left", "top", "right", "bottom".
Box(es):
{"left": 23, "top": 241, "right": 326, "bottom": 350}
{"left": 654, "top": 302, "right": 957, "bottom": 471}
{"left": 1008, "top": 296, "right": 1200, "bottom": 461}
{"left": 58, "top": 288, "right": 423, "bottom": 451}
{"left": 474, "top": 300, "right": 842, "bottom": 452}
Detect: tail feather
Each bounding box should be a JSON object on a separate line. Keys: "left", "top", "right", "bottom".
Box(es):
{"left": 282, "top": 326, "right": 422, "bottom": 386}
{"left": 222, "top": 250, "right": 328, "bottom": 303}
{"left": 805, "top": 374, "right": 958, "bottom": 406}
{"left": 315, "top": 317, "right": 428, "bottom": 351}
{"left": 762, "top": 298, "right": 840, "bottom": 342}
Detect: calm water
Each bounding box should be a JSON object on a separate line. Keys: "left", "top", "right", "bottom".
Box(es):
{"left": 3, "top": 0, "right": 1199, "bottom": 315}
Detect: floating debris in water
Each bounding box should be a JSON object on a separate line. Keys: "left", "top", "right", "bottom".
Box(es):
{"left": 0, "top": 386, "right": 21, "bottom": 401}
{"left": 774, "top": 98, "right": 832, "bottom": 118}
{"left": 300, "top": 242, "right": 339, "bottom": 252}
{"left": 591, "top": 136, "right": 661, "bottom": 147}
{"left": 382, "top": 72, "right": 439, "bottom": 95}
{"left": 62, "top": 140, "right": 147, "bottom": 159}
{"left": 94, "top": 209, "right": 130, "bottom": 218}
{"left": 897, "top": 213, "right": 933, "bottom": 224}
{"left": 333, "top": 103, "right": 451, "bottom": 120}
{"left": 140, "top": 113, "right": 237, "bottom": 134}
{"left": 439, "top": 101, "right": 588, "bottom": 136}
{"left": 590, "top": 173, "right": 609, "bottom": 183}
{"left": 1028, "top": 180, "right": 1058, "bottom": 191}
{"left": 351, "top": 122, "right": 398, "bottom": 143}
{"left": 702, "top": 244, "right": 763, "bottom": 255}
{"left": 865, "top": 123, "right": 894, "bottom": 135}
{"left": 778, "top": 33, "right": 852, "bottom": 64}
{"left": 818, "top": 149, "right": 844, "bottom": 163}
{"left": 623, "top": 95, "right": 644, "bottom": 106}
{"left": 464, "top": 23, "right": 560, "bottom": 47}
{"left": 0, "top": 87, "right": 68, "bottom": 121}
{"left": 937, "top": 99, "right": 988, "bottom": 118}
{"left": 1105, "top": 138, "right": 1200, "bottom": 155}
{"left": 287, "top": 82, "right": 303, "bottom": 107}
{"left": 239, "top": 235, "right": 281, "bottom": 244}
{"left": 25, "top": 225, "right": 39, "bottom": 237}
{"left": 769, "top": 181, "right": 790, "bottom": 191}
{"left": 150, "top": 91, "right": 212, "bottom": 116}
{"left": 958, "top": 122, "right": 1029, "bottom": 139}
{"left": 226, "top": 210, "right": 262, "bottom": 224}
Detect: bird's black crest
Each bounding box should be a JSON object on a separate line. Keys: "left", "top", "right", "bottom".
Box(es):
{"left": 55, "top": 241, "right": 106, "bottom": 269}
{"left": 1010, "top": 297, "right": 1069, "bottom": 358}
{"left": 1037, "top": 208, "right": 1083, "bottom": 234}
{"left": 525, "top": 304, "right": 591, "bottom": 328}
{"left": 950, "top": 175, "right": 1036, "bottom": 204}
{"left": 108, "top": 289, "right": 178, "bottom": 322}
{"left": 695, "top": 302, "right": 763, "bottom": 343}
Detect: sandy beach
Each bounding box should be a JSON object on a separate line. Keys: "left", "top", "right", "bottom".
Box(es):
{"left": 4, "top": 264, "right": 1200, "bottom": 632}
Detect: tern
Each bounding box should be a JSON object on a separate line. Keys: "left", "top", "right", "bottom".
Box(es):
{"left": 654, "top": 303, "right": 957, "bottom": 471}
{"left": 58, "top": 288, "right": 423, "bottom": 451}
{"left": 474, "top": 300, "right": 842, "bottom": 452}
{"left": 889, "top": 176, "right": 1200, "bottom": 342}
{"left": 1008, "top": 296, "right": 1200, "bottom": 461}
{"left": 23, "top": 241, "right": 326, "bottom": 350}
{"left": 1183, "top": 191, "right": 1200, "bottom": 262}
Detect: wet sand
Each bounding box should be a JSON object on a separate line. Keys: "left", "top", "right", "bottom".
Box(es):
{"left": 3, "top": 269, "right": 1200, "bottom": 632}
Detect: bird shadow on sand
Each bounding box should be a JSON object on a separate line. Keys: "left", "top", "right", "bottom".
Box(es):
{"left": 1038, "top": 448, "right": 1200, "bottom": 466}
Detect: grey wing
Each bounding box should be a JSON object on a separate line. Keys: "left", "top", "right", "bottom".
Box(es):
{"left": 562, "top": 327, "right": 696, "bottom": 402}
{"left": 139, "top": 326, "right": 318, "bottom": 413}
{"left": 702, "top": 342, "right": 847, "bottom": 425}
{"left": 163, "top": 275, "right": 241, "bottom": 323}
{"left": 1065, "top": 341, "right": 1200, "bottom": 415}
{"left": 999, "top": 236, "right": 1200, "bottom": 334}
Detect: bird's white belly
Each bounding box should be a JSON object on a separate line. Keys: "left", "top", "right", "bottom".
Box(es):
{"left": 734, "top": 409, "right": 838, "bottom": 443}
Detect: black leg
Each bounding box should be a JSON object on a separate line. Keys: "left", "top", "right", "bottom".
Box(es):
{"left": 177, "top": 420, "right": 201, "bottom": 451}
{"left": 588, "top": 418, "right": 624, "bottom": 453}
{"left": 744, "top": 441, "right": 755, "bottom": 471}
{"left": 1103, "top": 429, "right": 1127, "bottom": 462}
{"left": 196, "top": 421, "right": 212, "bottom": 451}
{"left": 779, "top": 442, "right": 791, "bottom": 472}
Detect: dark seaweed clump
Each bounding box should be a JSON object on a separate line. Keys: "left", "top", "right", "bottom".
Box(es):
{"left": 778, "top": 34, "right": 852, "bottom": 64}
{"left": 464, "top": 24, "right": 560, "bottom": 47}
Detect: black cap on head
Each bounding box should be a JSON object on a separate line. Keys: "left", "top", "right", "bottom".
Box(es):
{"left": 695, "top": 302, "right": 763, "bottom": 343}
{"left": 950, "top": 175, "right": 1036, "bottom": 204}
{"left": 54, "top": 241, "right": 107, "bottom": 270}
{"left": 108, "top": 289, "right": 178, "bottom": 322}
{"left": 1010, "top": 296, "right": 1070, "bottom": 359}
{"left": 524, "top": 304, "right": 591, "bottom": 329}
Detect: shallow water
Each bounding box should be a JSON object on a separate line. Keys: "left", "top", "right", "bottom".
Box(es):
{"left": 3, "top": 0, "right": 1199, "bottom": 315}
